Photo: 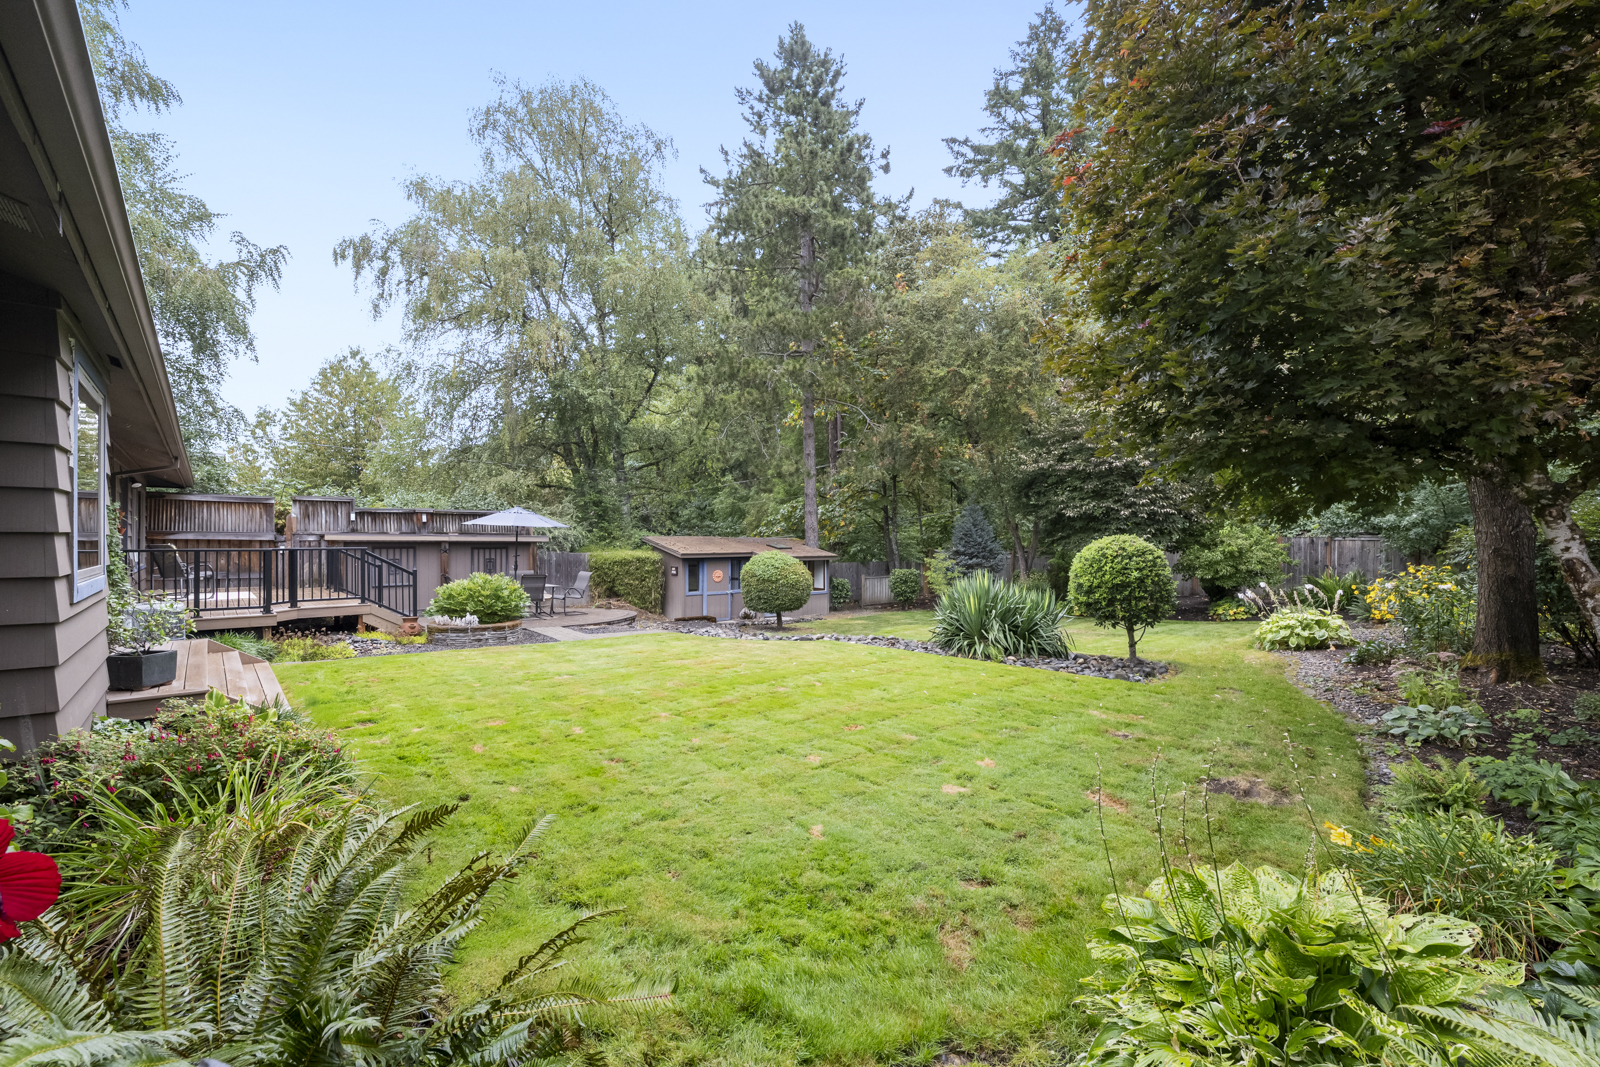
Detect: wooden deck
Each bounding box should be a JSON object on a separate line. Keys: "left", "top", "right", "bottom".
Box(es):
{"left": 105, "top": 639, "right": 286, "bottom": 720}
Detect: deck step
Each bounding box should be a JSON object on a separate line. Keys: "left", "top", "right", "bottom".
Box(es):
{"left": 105, "top": 639, "right": 286, "bottom": 720}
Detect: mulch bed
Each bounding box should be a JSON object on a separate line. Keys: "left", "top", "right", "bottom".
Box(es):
{"left": 1272, "top": 625, "right": 1600, "bottom": 805}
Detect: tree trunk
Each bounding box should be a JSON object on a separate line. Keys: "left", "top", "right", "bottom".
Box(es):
{"left": 1010, "top": 519, "right": 1028, "bottom": 581}
{"left": 828, "top": 414, "right": 841, "bottom": 469}
{"left": 1125, "top": 623, "right": 1139, "bottom": 663}
{"left": 1466, "top": 476, "right": 1545, "bottom": 684}
{"left": 799, "top": 226, "right": 819, "bottom": 549}
{"left": 889, "top": 474, "right": 901, "bottom": 569}
{"left": 1534, "top": 496, "right": 1600, "bottom": 653}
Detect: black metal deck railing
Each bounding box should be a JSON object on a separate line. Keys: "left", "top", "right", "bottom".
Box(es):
{"left": 126, "top": 547, "right": 417, "bottom": 618}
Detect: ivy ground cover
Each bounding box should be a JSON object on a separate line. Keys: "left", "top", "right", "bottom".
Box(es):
{"left": 276, "top": 622, "right": 1364, "bottom": 1066}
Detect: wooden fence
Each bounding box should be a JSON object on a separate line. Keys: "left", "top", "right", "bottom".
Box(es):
{"left": 145, "top": 493, "right": 276, "bottom": 543}
{"left": 1281, "top": 536, "right": 1409, "bottom": 586}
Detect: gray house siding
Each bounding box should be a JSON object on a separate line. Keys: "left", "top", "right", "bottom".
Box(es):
{"left": 0, "top": 295, "right": 108, "bottom": 747}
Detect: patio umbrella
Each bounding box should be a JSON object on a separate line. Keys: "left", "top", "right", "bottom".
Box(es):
{"left": 462, "top": 507, "right": 568, "bottom": 573}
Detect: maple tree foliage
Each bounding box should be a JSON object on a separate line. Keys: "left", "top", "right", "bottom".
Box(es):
{"left": 1057, "top": 0, "right": 1600, "bottom": 635}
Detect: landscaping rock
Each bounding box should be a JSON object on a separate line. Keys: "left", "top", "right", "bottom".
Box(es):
{"left": 650, "top": 621, "right": 1170, "bottom": 682}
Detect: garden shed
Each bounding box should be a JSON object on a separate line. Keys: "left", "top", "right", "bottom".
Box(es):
{"left": 642, "top": 536, "right": 836, "bottom": 621}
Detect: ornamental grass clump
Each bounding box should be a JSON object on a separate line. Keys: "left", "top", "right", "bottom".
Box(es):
{"left": 424, "top": 571, "right": 529, "bottom": 623}
{"left": 929, "top": 571, "right": 1071, "bottom": 661}
{"left": 1326, "top": 811, "right": 1561, "bottom": 960}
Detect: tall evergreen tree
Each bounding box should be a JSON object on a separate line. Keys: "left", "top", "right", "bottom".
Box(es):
{"left": 948, "top": 503, "right": 1008, "bottom": 576}
{"left": 943, "top": 4, "right": 1080, "bottom": 249}
{"left": 703, "top": 23, "right": 894, "bottom": 547}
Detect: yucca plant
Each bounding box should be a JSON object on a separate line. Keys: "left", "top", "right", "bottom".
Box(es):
{"left": 930, "top": 572, "right": 1072, "bottom": 661}
{"left": 0, "top": 794, "right": 667, "bottom": 1067}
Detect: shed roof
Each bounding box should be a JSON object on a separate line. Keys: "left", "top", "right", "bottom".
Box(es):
{"left": 641, "top": 536, "right": 837, "bottom": 561}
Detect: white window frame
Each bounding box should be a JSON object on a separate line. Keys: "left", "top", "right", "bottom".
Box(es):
{"left": 71, "top": 356, "right": 107, "bottom": 602}
{"left": 809, "top": 560, "right": 827, "bottom": 592}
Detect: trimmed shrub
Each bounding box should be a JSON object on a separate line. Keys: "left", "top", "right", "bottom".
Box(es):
{"left": 587, "top": 549, "right": 663, "bottom": 613}
{"left": 888, "top": 568, "right": 921, "bottom": 606}
{"left": 741, "top": 551, "right": 812, "bottom": 628}
{"left": 1068, "top": 535, "right": 1176, "bottom": 661}
{"left": 829, "top": 576, "right": 852, "bottom": 607}
{"left": 1178, "top": 521, "right": 1289, "bottom": 599}
{"left": 948, "top": 503, "right": 1007, "bottom": 575}
{"left": 425, "top": 572, "right": 529, "bottom": 623}
{"left": 930, "top": 572, "right": 1072, "bottom": 661}
{"left": 924, "top": 554, "right": 959, "bottom": 598}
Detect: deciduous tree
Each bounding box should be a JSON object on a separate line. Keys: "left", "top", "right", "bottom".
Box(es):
{"left": 1059, "top": 0, "right": 1600, "bottom": 681}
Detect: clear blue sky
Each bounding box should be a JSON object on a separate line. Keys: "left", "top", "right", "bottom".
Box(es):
{"left": 117, "top": 0, "right": 1058, "bottom": 413}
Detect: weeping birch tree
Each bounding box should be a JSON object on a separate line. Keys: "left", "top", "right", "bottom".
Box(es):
{"left": 335, "top": 78, "right": 702, "bottom": 535}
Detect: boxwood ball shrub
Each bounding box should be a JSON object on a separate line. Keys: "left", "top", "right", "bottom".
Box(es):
{"left": 587, "top": 548, "right": 663, "bottom": 613}
{"left": 424, "top": 572, "right": 529, "bottom": 623}
{"left": 740, "top": 551, "right": 812, "bottom": 628}
{"left": 888, "top": 568, "right": 921, "bottom": 607}
{"left": 829, "top": 575, "right": 852, "bottom": 607}
{"left": 1068, "top": 535, "right": 1176, "bottom": 662}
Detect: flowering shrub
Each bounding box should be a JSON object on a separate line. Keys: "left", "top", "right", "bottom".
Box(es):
{"left": 3, "top": 689, "right": 350, "bottom": 849}
{"left": 1364, "top": 565, "right": 1475, "bottom": 653}
{"left": 425, "top": 572, "right": 529, "bottom": 623}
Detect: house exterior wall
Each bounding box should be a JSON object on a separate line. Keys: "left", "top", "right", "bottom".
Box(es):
{"left": 657, "top": 552, "right": 830, "bottom": 621}
{"left": 0, "top": 292, "right": 108, "bottom": 748}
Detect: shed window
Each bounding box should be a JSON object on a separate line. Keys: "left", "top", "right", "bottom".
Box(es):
{"left": 72, "top": 357, "right": 106, "bottom": 601}
{"left": 686, "top": 560, "right": 700, "bottom": 593}
{"left": 808, "top": 561, "right": 827, "bottom": 592}
{"left": 729, "top": 558, "right": 743, "bottom": 590}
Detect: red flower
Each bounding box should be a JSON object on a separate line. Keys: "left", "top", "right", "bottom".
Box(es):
{"left": 1422, "top": 117, "right": 1464, "bottom": 136}
{"left": 0, "top": 819, "right": 60, "bottom": 940}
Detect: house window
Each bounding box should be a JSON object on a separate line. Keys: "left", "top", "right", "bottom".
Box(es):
{"left": 808, "top": 560, "right": 827, "bottom": 592}
{"left": 729, "top": 558, "right": 743, "bottom": 590}
{"left": 686, "top": 560, "right": 700, "bottom": 593}
{"left": 72, "top": 359, "right": 106, "bottom": 601}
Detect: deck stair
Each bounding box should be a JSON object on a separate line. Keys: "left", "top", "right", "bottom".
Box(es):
{"left": 105, "top": 639, "right": 286, "bottom": 721}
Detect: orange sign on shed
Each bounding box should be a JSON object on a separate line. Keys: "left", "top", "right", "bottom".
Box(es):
{"left": 712, "top": 569, "right": 725, "bottom": 583}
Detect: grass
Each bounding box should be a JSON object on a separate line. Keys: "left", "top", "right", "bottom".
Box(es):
{"left": 277, "top": 619, "right": 1364, "bottom": 1066}
{"left": 787, "top": 609, "right": 937, "bottom": 641}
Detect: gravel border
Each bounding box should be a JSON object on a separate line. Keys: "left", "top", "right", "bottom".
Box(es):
{"left": 650, "top": 621, "right": 1169, "bottom": 682}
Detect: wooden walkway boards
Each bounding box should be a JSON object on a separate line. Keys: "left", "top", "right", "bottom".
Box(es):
{"left": 105, "top": 639, "right": 286, "bottom": 720}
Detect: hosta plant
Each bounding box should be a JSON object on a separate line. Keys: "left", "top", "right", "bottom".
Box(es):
{"left": 1078, "top": 862, "right": 1525, "bottom": 1066}
{"left": 1252, "top": 608, "right": 1352, "bottom": 650}
{"left": 1381, "top": 703, "right": 1493, "bottom": 749}
{"left": 930, "top": 571, "right": 1071, "bottom": 661}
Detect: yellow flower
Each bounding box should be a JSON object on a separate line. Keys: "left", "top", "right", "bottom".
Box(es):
{"left": 1324, "top": 822, "right": 1354, "bottom": 848}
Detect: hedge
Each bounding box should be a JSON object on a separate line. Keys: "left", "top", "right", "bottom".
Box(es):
{"left": 587, "top": 549, "right": 663, "bottom": 613}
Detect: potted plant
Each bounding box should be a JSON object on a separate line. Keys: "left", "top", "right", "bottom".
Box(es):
{"left": 104, "top": 524, "right": 192, "bottom": 690}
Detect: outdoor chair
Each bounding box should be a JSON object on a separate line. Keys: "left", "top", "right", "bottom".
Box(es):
{"left": 148, "top": 544, "right": 216, "bottom": 599}
{"left": 517, "top": 572, "right": 548, "bottom": 618}
{"left": 549, "top": 570, "right": 590, "bottom": 616}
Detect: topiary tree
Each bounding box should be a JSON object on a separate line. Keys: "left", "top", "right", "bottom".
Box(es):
{"left": 1069, "top": 535, "right": 1177, "bottom": 662}
{"left": 425, "top": 572, "right": 529, "bottom": 623}
{"left": 948, "top": 502, "right": 1008, "bottom": 576}
{"left": 740, "top": 551, "right": 812, "bottom": 629}
{"left": 1178, "top": 522, "right": 1289, "bottom": 600}
{"left": 889, "top": 568, "right": 921, "bottom": 607}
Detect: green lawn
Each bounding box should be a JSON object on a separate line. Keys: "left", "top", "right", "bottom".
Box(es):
{"left": 786, "top": 609, "right": 937, "bottom": 641}
{"left": 277, "top": 620, "right": 1364, "bottom": 1066}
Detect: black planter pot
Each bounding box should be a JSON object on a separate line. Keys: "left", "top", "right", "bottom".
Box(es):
{"left": 107, "top": 649, "right": 179, "bottom": 691}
